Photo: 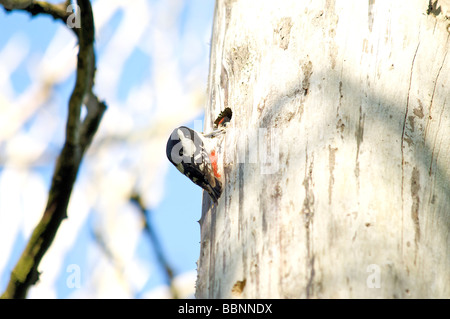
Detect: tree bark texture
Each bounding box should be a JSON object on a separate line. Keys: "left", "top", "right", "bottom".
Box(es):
{"left": 196, "top": 0, "right": 450, "bottom": 298}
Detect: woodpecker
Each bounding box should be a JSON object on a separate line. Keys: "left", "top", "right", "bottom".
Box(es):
{"left": 166, "top": 126, "right": 222, "bottom": 202}
{"left": 213, "top": 107, "right": 232, "bottom": 128}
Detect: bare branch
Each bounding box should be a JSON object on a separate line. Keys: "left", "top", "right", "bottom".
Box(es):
{"left": 92, "top": 229, "right": 137, "bottom": 297}
{"left": 130, "top": 193, "right": 180, "bottom": 299}
{"left": 1, "top": 0, "right": 106, "bottom": 299}
{"left": 1, "top": 1, "right": 79, "bottom": 36}
{"left": 0, "top": 0, "right": 33, "bottom": 10}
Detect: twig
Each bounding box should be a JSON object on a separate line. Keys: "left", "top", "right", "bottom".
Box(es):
{"left": 1, "top": 0, "right": 106, "bottom": 299}
{"left": 130, "top": 194, "right": 180, "bottom": 299}
{"left": 92, "top": 229, "right": 137, "bottom": 297}
{"left": 2, "top": 0, "right": 79, "bottom": 36}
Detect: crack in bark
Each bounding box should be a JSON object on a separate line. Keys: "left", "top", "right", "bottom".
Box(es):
{"left": 429, "top": 101, "right": 446, "bottom": 176}
{"left": 354, "top": 104, "right": 365, "bottom": 181}
{"left": 328, "top": 145, "right": 337, "bottom": 205}
{"left": 400, "top": 42, "right": 420, "bottom": 256}
{"left": 301, "top": 151, "right": 315, "bottom": 298}
{"left": 410, "top": 167, "right": 421, "bottom": 263}
{"left": 425, "top": 50, "right": 447, "bottom": 139}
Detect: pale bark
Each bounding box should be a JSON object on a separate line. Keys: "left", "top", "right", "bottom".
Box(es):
{"left": 196, "top": 0, "right": 450, "bottom": 298}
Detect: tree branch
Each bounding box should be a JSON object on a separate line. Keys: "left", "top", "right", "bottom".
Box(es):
{"left": 130, "top": 194, "right": 180, "bottom": 299}
{"left": 1, "top": 0, "right": 106, "bottom": 299}
{"left": 1, "top": 0, "right": 78, "bottom": 35}
{"left": 92, "top": 229, "right": 137, "bottom": 297}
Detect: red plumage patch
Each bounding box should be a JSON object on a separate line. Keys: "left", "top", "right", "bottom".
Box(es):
{"left": 217, "top": 117, "right": 227, "bottom": 126}
{"left": 209, "top": 150, "right": 221, "bottom": 178}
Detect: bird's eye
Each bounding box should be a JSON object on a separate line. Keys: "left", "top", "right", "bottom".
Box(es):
{"left": 179, "top": 148, "right": 183, "bottom": 156}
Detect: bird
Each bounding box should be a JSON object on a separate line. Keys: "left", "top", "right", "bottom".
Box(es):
{"left": 166, "top": 126, "right": 222, "bottom": 202}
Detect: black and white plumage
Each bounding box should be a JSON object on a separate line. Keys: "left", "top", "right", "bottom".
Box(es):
{"left": 166, "top": 126, "right": 222, "bottom": 202}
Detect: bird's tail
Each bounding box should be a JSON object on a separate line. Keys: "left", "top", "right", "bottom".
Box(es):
{"left": 207, "top": 178, "right": 222, "bottom": 202}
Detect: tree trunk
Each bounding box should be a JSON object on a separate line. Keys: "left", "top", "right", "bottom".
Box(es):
{"left": 196, "top": 0, "right": 450, "bottom": 298}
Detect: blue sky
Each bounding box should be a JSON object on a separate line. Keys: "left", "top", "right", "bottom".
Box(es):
{"left": 0, "top": 0, "right": 214, "bottom": 298}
